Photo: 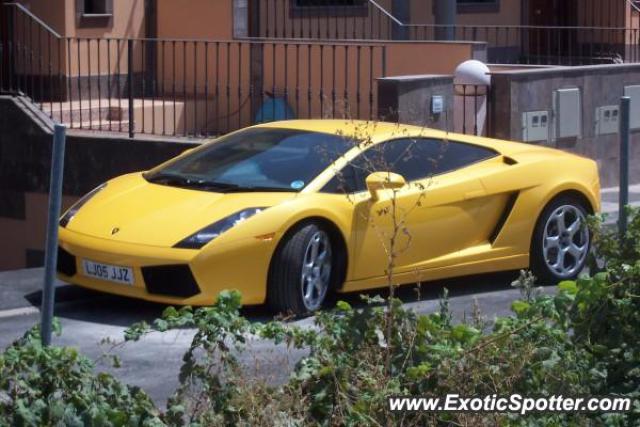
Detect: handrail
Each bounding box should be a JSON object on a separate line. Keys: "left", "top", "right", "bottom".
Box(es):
{"left": 4, "top": 2, "right": 62, "bottom": 38}
{"left": 627, "top": 0, "right": 640, "bottom": 14}
{"left": 367, "top": 0, "right": 404, "bottom": 26}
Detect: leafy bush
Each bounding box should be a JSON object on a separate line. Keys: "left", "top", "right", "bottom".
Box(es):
{"left": 0, "top": 323, "right": 162, "bottom": 427}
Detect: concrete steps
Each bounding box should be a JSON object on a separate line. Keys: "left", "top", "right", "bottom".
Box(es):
{"left": 42, "top": 98, "right": 185, "bottom": 134}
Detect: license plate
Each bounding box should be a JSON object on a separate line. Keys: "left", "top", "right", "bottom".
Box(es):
{"left": 82, "top": 259, "right": 134, "bottom": 285}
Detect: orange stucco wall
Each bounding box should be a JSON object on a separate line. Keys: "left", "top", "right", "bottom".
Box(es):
{"left": 64, "top": 0, "right": 145, "bottom": 76}
{"left": 15, "top": 0, "right": 146, "bottom": 76}
{"left": 156, "top": 0, "right": 234, "bottom": 39}
{"left": 16, "top": 0, "right": 66, "bottom": 33}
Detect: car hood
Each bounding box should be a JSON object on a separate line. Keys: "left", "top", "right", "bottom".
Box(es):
{"left": 65, "top": 173, "right": 296, "bottom": 247}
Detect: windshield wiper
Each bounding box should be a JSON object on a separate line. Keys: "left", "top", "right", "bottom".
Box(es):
{"left": 147, "top": 174, "right": 292, "bottom": 193}
{"left": 212, "top": 183, "right": 294, "bottom": 193}
{"left": 146, "top": 173, "right": 227, "bottom": 190}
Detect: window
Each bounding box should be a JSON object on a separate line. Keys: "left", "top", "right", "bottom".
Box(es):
{"left": 79, "top": 0, "right": 112, "bottom": 15}
{"left": 291, "top": 0, "right": 368, "bottom": 17}
{"left": 322, "top": 138, "right": 497, "bottom": 194}
{"left": 84, "top": 0, "right": 108, "bottom": 14}
{"left": 295, "top": 0, "right": 366, "bottom": 7}
{"left": 76, "top": 0, "right": 113, "bottom": 27}
{"left": 457, "top": 0, "right": 500, "bottom": 14}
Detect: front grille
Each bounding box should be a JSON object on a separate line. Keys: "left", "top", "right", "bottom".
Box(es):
{"left": 57, "top": 247, "right": 77, "bottom": 277}
{"left": 141, "top": 265, "right": 201, "bottom": 298}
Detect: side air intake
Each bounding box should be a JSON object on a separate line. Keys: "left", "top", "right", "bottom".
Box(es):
{"left": 489, "top": 192, "right": 519, "bottom": 244}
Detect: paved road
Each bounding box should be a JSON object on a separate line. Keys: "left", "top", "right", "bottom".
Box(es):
{"left": 0, "top": 267, "right": 548, "bottom": 406}
{"left": 601, "top": 183, "right": 640, "bottom": 221}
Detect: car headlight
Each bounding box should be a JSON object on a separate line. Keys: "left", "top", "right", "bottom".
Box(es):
{"left": 174, "top": 207, "right": 266, "bottom": 249}
{"left": 59, "top": 183, "right": 107, "bottom": 228}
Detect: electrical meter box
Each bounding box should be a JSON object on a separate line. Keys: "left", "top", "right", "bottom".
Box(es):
{"left": 522, "top": 111, "right": 550, "bottom": 142}
{"left": 624, "top": 85, "right": 640, "bottom": 130}
{"left": 555, "top": 88, "right": 582, "bottom": 139}
{"left": 431, "top": 95, "right": 444, "bottom": 114}
{"left": 595, "top": 105, "right": 620, "bottom": 135}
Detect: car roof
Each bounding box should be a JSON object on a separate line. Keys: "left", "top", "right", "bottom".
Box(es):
{"left": 255, "top": 119, "right": 439, "bottom": 141}
{"left": 253, "top": 119, "right": 569, "bottom": 159}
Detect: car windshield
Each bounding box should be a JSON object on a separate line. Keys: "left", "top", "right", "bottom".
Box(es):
{"left": 144, "top": 127, "right": 355, "bottom": 192}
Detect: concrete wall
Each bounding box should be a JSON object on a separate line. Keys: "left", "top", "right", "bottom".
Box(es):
{"left": 0, "top": 96, "right": 198, "bottom": 271}
{"left": 489, "top": 64, "right": 640, "bottom": 187}
{"left": 377, "top": 74, "right": 454, "bottom": 131}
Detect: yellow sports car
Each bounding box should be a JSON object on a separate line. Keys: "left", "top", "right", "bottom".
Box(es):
{"left": 57, "top": 120, "right": 600, "bottom": 314}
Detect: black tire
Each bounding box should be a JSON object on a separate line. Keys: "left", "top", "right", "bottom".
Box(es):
{"left": 530, "top": 195, "right": 591, "bottom": 285}
{"left": 267, "top": 223, "right": 337, "bottom": 315}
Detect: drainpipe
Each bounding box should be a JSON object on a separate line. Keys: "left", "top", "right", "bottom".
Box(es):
{"left": 434, "top": 0, "right": 456, "bottom": 41}
{"left": 144, "top": 0, "right": 157, "bottom": 98}
{"left": 0, "top": 0, "right": 8, "bottom": 91}
{"left": 391, "top": 0, "right": 410, "bottom": 40}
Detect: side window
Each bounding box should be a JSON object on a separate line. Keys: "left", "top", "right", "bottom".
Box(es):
{"left": 322, "top": 138, "right": 496, "bottom": 194}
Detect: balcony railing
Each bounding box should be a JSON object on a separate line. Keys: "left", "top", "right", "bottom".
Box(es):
{"left": 406, "top": 24, "right": 640, "bottom": 65}
{"left": 249, "top": 0, "right": 640, "bottom": 65}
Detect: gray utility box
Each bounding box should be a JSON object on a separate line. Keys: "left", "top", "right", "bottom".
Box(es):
{"left": 624, "top": 85, "right": 640, "bottom": 130}
{"left": 555, "top": 88, "right": 582, "bottom": 139}
{"left": 522, "top": 111, "right": 550, "bottom": 142}
{"left": 595, "top": 105, "right": 620, "bottom": 135}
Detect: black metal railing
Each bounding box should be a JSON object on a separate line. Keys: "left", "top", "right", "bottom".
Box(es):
{"left": 406, "top": 24, "right": 640, "bottom": 65}
{"left": 0, "top": 3, "right": 386, "bottom": 138}
{"left": 454, "top": 84, "right": 492, "bottom": 136}
{"left": 250, "top": 0, "right": 640, "bottom": 65}
{"left": 250, "top": 0, "right": 402, "bottom": 39}
{"left": 0, "top": 3, "right": 65, "bottom": 112}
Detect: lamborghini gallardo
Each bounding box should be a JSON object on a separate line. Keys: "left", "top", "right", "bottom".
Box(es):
{"left": 57, "top": 120, "right": 600, "bottom": 314}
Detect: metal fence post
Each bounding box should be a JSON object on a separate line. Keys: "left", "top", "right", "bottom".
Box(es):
{"left": 127, "top": 39, "right": 134, "bottom": 138}
{"left": 40, "top": 124, "right": 66, "bottom": 346}
{"left": 619, "top": 96, "right": 631, "bottom": 237}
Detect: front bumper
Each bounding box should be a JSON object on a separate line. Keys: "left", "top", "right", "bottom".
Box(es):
{"left": 57, "top": 227, "right": 277, "bottom": 306}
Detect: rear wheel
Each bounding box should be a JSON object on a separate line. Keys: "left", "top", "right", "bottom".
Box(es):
{"left": 531, "top": 196, "right": 590, "bottom": 285}
{"left": 267, "top": 223, "right": 334, "bottom": 315}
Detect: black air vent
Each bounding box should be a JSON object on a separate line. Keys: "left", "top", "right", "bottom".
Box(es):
{"left": 503, "top": 156, "right": 518, "bottom": 165}
{"left": 490, "top": 192, "right": 519, "bottom": 244}
{"left": 142, "top": 265, "right": 201, "bottom": 298}
{"left": 57, "top": 247, "right": 77, "bottom": 277}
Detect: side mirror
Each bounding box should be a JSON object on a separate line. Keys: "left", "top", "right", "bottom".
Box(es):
{"left": 365, "top": 172, "right": 406, "bottom": 200}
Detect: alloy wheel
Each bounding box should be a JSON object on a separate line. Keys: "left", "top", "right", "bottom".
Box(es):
{"left": 542, "top": 205, "right": 589, "bottom": 278}
{"left": 300, "top": 230, "right": 332, "bottom": 311}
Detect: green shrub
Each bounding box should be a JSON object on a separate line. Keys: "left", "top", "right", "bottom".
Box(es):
{"left": 0, "top": 324, "right": 163, "bottom": 427}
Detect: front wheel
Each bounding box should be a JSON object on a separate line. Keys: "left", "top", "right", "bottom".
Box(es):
{"left": 530, "top": 197, "right": 591, "bottom": 285}
{"left": 267, "top": 223, "right": 334, "bottom": 315}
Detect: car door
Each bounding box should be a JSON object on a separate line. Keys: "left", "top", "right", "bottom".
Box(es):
{"left": 345, "top": 137, "right": 505, "bottom": 281}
